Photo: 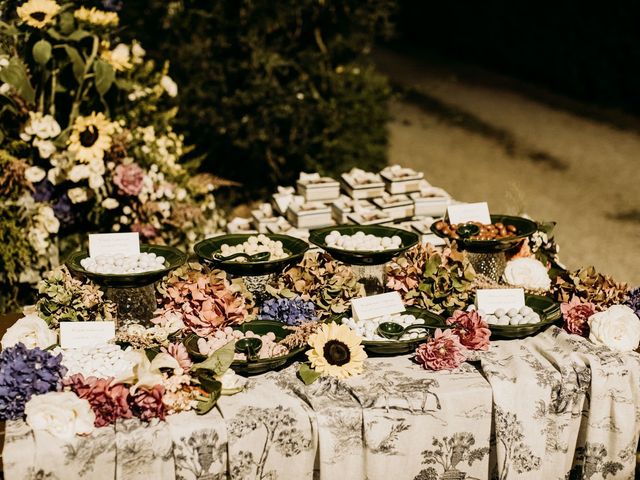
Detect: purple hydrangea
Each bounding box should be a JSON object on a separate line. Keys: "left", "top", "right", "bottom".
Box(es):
{"left": 52, "top": 193, "right": 76, "bottom": 227}
{"left": 0, "top": 343, "right": 67, "bottom": 420}
{"left": 102, "top": 0, "right": 123, "bottom": 11}
{"left": 31, "top": 180, "right": 54, "bottom": 202}
{"left": 625, "top": 287, "right": 640, "bottom": 318}
{"left": 260, "top": 297, "right": 316, "bottom": 325}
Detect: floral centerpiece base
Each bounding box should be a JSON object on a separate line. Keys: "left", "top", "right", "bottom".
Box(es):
{"left": 466, "top": 252, "right": 506, "bottom": 282}
{"left": 351, "top": 263, "right": 386, "bottom": 295}
{"left": 105, "top": 284, "right": 156, "bottom": 327}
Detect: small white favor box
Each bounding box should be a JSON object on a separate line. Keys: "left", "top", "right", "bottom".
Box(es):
{"left": 409, "top": 189, "right": 451, "bottom": 217}
{"left": 251, "top": 204, "right": 279, "bottom": 233}
{"left": 296, "top": 173, "right": 340, "bottom": 202}
{"left": 331, "top": 196, "right": 376, "bottom": 224}
{"left": 227, "top": 217, "right": 258, "bottom": 234}
{"left": 380, "top": 165, "right": 424, "bottom": 194}
{"left": 272, "top": 186, "right": 304, "bottom": 216}
{"left": 372, "top": 193, "right": 415, "bottom": 220}
{"left": 287, "top": 202, "right": 334, "bottom": 229}
{"left": 348, "top": 209, "right": 393, "bottom": 225}
{"left": 340, "top": 168, "right": 385, "bottom": 199}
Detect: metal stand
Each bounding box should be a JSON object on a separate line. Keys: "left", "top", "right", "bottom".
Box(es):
{"left": 351, "top": 263, "right": 387, "bottom": 295}
{"left": 467, "top": 252, "right": 506, "bottom": 282}
{"left": 104, "top": 283, "right": 157, "bottom": 328}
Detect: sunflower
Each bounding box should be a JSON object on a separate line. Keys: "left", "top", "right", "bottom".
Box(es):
{"left": 306, "top": 322, "right": 366, "bottom": 379}
{"left": 17, "top": 0, "right": 60, "bottom": 28}
{"left": 68, "top": 112, "right": 117, "bottom": 163}
{"left": 74, "top": 6, "right": 119, "bottom": 27}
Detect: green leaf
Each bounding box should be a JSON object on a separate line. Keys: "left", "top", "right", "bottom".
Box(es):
{"left": 191, "top": 340, "right": 235, "bottom": 375}
{"left": 0, "top": 58, "right": 35, "bottom": 104}
{"left": 67, "top": 29, "right": 91, "bottom": 42}
{"left": 93, "top": 59, "right": 114, "bottom": 96}
{"left": 33, "top": 40, "right": 52, "bottom": 66}
{"left": 195, "top": 385, "right": 222, "bottom": 415}
{"left": 0, "top": 21, "right": 18, "bottom": 35}
{"left": 298, "top": 363, "right": 321, "bottom": 385}
{"left": 58, "top": 12, "right": 75, "bottom": 36}
{"left": 63, "top": 46, "right": 85, "bottom": 83}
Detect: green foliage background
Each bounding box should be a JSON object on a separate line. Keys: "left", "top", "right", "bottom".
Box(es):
{"left": 121, "top": 0, "right": 395, "bottom": 197}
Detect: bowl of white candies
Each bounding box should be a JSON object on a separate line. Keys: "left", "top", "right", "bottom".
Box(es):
{"left": 309, "top": 225, "right": 419, "bottom": 265}
{"left": 79, "top": 252, "right": 167, "bottom": 275}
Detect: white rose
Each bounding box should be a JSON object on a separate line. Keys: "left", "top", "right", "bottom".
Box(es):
{"left": 25, "top": 166, "right": 46, "bottom": 183}
{"left": 216, "top": 370, "right": 246, "bottom": 395}
{"left": 25, "top": 392, "right": 95, "bottom": 440}
{"left": 88, "top": 174, "right": 105, "bottom": 190}
{"left": 38, "top": 206, "right": 59, "bottom": 234}
{"left": 160, "top": 75, "right": 178, "bottom": 98}
{"left": 1, "top": 314, "right": 57, "bottom": 350}
{"left": 33, "top": 138, "right": 56, "bottom": 159}
{"left": 102, "top": 198, "right": 119, "bottom": 209}
{"left": 503, "top": 257, "right": 551, "bottom": 291}
{"left": 588, "top": 305, "right": 640, "bottom": 352}
{"left": 68, "top": 164, "right": 91, "bottom": 182}
{"left": 67, "top": 187, "right": 88, "bottom": 204}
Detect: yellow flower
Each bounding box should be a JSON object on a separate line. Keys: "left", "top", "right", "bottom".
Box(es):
{"left": 68, "top": 112, "right": 117, "bottom": 164}
{"left": 17, "top": 0, "right": 60, "bottom": 28}
{"left": 306, "top": 322, "right": 366, "bottom": 379}
{"left": 101, "top": 43, "right": 132, "bottom": 72}
{"left": 74, "top": 6, "right": 119, "bottom": 27}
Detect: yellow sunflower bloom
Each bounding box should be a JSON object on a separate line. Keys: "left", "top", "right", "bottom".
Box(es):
{"left": 68, "top": 112, "right": 118, "bottom": 164}
{"left": 306, "top": 322, "right": 367, "bottom": 379}
{"left": 17, "top": 0, "right": 60, "bottom": 29}
{"left": 74, "top": 6, "right": 119, "bottom": 27}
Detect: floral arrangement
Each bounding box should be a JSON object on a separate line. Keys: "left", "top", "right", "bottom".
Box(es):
{"left": 0, "top": 0, "right": 223, "bottom": 312}
{"left": 561, "top": 297, "right": 596, "bottom": 337}
{"left": 386, "top": 244, "right": 475, "bottom": 314}
{"left": 267, "top": 252, "right": 365, "bottom": 318}
{"left": 260, "top": 297, "right": 317, "bottom": 325}
{"left": 552, "top": 266, "right": 629, "bottom": 309}
{"left": 502, "top": 257, "right": 551, "bottom": 292}
{"left": 586, "top": 305, "right": 640, "bottom": 352}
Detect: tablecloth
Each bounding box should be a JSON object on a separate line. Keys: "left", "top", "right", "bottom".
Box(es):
{"left": 4, "top": 327, "right": 640, "bottom": 480}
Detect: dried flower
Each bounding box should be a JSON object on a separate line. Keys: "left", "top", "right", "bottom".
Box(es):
{"left": 280, "top": 322, "right": 322, "bottom": 350}
{"left": 130, "top": 385, "right": 166, "bottom": 421}
{"left": 64, "top": 374, "right": 132, "bottom": 427}
{"left": 446, "top": 310, "right": 491, "bottom": 351}
{"left": 113, "top": 162, "right": 145, "bottom": 196}
{"left": 0, "top": 344, "right": 67, "bottom": 420}
{"left": 161, "top": 342, "right": 192, "bottom": 371}
{"left": 561, "top": 296, "right": 597, "bottom": 337}
{"left": 552, "top": 266, "right": 629, "bottom": 310}
{"left": 387, "top": 244, "right": 475, "bottom": 314}
{"left": 267, "top": 252, "right": 364, "bottom": 318}
{"left": 415, "top": 329, "right": 467, "bottom": 371}
{"left": 260, "top": 297, "right": 316, "bottom": 325}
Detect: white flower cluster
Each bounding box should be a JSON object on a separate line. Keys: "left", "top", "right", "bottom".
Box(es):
{"left": 80, "top": 252, "right": 166, "bottom": 274}
{"left": 324, "top": 230, "right": 402, "bottom": 251}
{"left": 52, "top": 344, "right": 138, "bottom": 379}
{"left": 133, "top": 126, "right": 184, "bottom": 177}
{"left": 341, "top": 314, "right": 427, "bottom": 341}
{"left": 28, "top": 204, "right": 59, "bottom": 255}
{"left": 20, "top": 112, "right": 61, "bottom": 159}
{"left": 219, "top": 234, "right": 287, "bottom": 261}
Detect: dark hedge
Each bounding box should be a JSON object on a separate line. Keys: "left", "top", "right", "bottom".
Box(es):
{"left": 122, "top": 0, "right": 395, "bottom": 198}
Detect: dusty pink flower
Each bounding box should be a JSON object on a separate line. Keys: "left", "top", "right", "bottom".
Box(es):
{"left": 161, "top": 342, "right": 192, "bottom": 371}
{"left": 113, "top": 163, "right": 145, "bottom": 196}
{"left": 415, "top": 328, "right": 467, "bottom": 371}
{"left": 446, "top": 310, "right": 491, "bottom": 351}
{"left": 131, "top": 222, "right": 158, "bottom": 240}
{"left": 64, "top": 374, "right": 132, "bottom": 427}
{"left": 130, "top": 385, "right": 166, "bottom": 421}
{"left": 561, "top": 296, "right": 596, "bottom": 337}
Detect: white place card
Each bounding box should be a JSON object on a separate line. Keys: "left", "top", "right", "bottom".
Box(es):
{"left": 475, "top": 288, "right": 525, "bottom": 314}
{"left": 351, "top": 292, "right": 405, "bottom": 321}
{"left": 89, "top": 232, "right": 140, "bottom": 258}
{"left": 60, "top": 321, "right": 116, "bottom": 349}
{"left": 447, "top": 202, "right": 491, "bottom": 225}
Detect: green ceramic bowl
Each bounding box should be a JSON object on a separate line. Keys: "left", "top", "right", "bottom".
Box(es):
{"left": 184, "top": 319, "right": 306, "bottom": 375}
{"left": 309, "top": 225, "right": 419, "bottom": 266}
{"left": 66, "top": 244, "right": 187, "bottom": 288}
{"left": 194, "top": 234, "right": 308, "bottom": 276}
{"left": 328, "top": 306, "right": 443, "bottom": 356}
{"left": 486, "top": 294, "right": 562, "bottom": 339}
{"left": 430, "top": 215, "right": 538, "bottom": 253}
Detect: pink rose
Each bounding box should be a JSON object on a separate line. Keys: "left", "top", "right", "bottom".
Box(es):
{"left": 446, "top": 310, "right": 491, "bottom": 351}
{"left": 561, "top": 296, "right": 596, "bottom": 337}
{"left": 415, "top": 328, "right": 467, "bottom": 371}
{"left": 113, "top": 163, "right": 145, "bottom": 196}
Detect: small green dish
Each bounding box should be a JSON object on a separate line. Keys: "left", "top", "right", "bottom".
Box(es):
{"left": 65, "top": 244, "right": 187, "bottom": 288}
{"left": 430, "top": 214, "right": 537, "bottom": 253}
{"left": 329, "top": 306, "right": 443, "bottom": 356}
{"left": 184, "top": 319, "right": 307, "bottom": 375}
{"left": 309, "top": 225, "right": 419, "bottom": 266}
{"left": 486, "top": 294, "right": 562, "bottom": 339}
{"left": 194, "top": 234, "right": 309, "bottom": 276}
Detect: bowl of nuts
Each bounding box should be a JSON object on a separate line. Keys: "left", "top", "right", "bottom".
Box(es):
{"left": 194, "top": 233, "right": 309, "bottom": 276}
{"left": 430, "top": 215, "right": 537, "bottom": 253}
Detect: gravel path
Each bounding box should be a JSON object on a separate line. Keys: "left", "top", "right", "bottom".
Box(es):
{"left": 377, "top": 48, "right": 640, "bottom": 286}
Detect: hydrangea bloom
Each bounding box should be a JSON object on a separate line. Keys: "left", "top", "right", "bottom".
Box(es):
{"left": 260, "top": 297, "right": 316, "bottom": 325}
{"left": 0, "top": 343, "right": 67, "bottom": 420}
{"left": 625, "top": 287, "right": 640, "bottom": 319}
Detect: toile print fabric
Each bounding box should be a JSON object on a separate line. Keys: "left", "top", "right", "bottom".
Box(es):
{"left": 3, "top": 327, "right": 640, "bottom": 480}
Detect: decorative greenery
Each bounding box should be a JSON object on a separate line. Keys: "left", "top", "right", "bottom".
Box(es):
{"left": 121, "top": 0, "right": 395, "bottom": 197}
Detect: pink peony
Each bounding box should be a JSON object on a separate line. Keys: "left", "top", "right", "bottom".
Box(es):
{"left": 161, "top": 342, "right": 193, "bottom": 371}
{"left": 446, "top": 310, "right": 491, "bottom": 351}
{"left": 113, "top": 163, "right": 145, "bottom": 196}
{"left": 561, "top": 296, "right": 596, "bottom": 337}
{"left": 415, "top": 328, "right": 467, "bottom": 371}
{"left": 64, "top": 374, "right": 132, "bottom": 427}
{"left": 130, "top": 385, "right": 166, "bottom": 421}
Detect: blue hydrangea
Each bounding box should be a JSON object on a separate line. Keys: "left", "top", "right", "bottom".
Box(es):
{"left": 260, "top": 297, "right": 317, "bottom": 325}
{"left": 0, "top": 343, "right": 67, "bottom": 420}
{"left": 625, "top": 287, "right": 640, "bottom": 318}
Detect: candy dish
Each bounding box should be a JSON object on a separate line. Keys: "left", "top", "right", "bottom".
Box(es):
{"left": 184, "top": 320, "right": 306, "bottom": 375}
{"left": 80, "top": 252, "right": 167, "bottom": 275}
{"left": 309, "top": 225, "right": 419, "bottom": 266}
{"left": 485, "top": 295, "right": 561, "bottom": 339}
{"left": 194, "top": 233, "right": 309, "bottom": 276}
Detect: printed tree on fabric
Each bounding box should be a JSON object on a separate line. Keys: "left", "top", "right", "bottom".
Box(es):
{"left": 414, "top": 432, "right": 489, "bottom": 480}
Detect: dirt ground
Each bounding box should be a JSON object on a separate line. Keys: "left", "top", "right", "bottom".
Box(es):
{"left": 376, "top": 48, "right": 640, "bottom": 286}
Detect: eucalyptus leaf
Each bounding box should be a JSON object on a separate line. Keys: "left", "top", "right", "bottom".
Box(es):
{"left": 33, "top": 40, "right": 52, "bottom": 66}
{"left": 298, "top": 363, "right": 321, "bottom": 385}
{"left": 94, "top": 60, "right": 114, "bottom": 96}
{"left": 190, "top": 340, "right": 235, "bottom": 375}
{"left": 0, "top": 58, "right": 35, "bottom": 104}
{"left": 63, "top": 46, "right": 85, "bottom": 83}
